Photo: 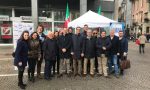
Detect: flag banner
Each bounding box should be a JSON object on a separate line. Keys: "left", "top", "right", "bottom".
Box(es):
{"left": 64, "top": 3, "right": 70, "bottom": 28}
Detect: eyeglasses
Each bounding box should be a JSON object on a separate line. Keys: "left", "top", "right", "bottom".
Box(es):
{"left": 93, "top": 33, "right": 98, "bottom": 34}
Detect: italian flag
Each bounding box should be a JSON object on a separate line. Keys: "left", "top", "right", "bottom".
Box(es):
{"left": 64, "top": 3, "right": 70, "bottom": 28}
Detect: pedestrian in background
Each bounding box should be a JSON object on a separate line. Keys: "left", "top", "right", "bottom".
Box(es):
{"left": 83, "top": 29, "right": 96, "bottom": 77}
{"left": 96, "top": 30, "right": 111, "bottom": 78}
{"left": 36, "top": 24, "right": 46, "bottom": 79}
{"left": 43, "top": 31, "right": 57, "bottom": 80}
{"left": 14, "top": 31, "right": 29, "bottom": 89}
{"left": 28, "top": 32, "right": 41, "bottom": 82}
{"left": 139, "top": 33, "right": 147, "bottom": 54}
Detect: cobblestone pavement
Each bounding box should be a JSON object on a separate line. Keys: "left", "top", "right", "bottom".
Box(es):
{"left": 0, "top": 42, "right": 150, "bottom": 90}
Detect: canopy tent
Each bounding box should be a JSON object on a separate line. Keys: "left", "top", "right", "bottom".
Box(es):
{"left": 68, "top": 10, "right": 118, "bottom": 28}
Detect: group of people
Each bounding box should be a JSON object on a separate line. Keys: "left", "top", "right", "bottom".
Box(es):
{"left": 14, "top": 24, "right": 128, "bottom": 89}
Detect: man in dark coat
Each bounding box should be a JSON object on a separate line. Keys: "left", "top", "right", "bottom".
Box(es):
{"left": 43, "top": 31, "right": 57, "bottom": 80}
{"left": 36, "top": 24, "right": 46, "bottom": 78}
{"left": 96, "top": 30, "right": 111, "bottom": 77}
{"left": 57, "top": 29, "right": 72, "bottom": 77}
{"left": 71, "top": 27, "right": 84, "bottom": 77}
{"left": 108, "top": 29, "right": 120, "bottom": 78}
{"left": 67, "top": 27, "right": 74, "bottom": 72}
{"left": 118, "top": 31, "right": 128, "bottom": 75}
{"left": 92, "top": 29, "right": 99, "bottom": 73}
{"left": 81, "top": 24, "right": 88, "bottom": 38}
{"left": 83, "top": 29, "right": 96, "bottom": 77}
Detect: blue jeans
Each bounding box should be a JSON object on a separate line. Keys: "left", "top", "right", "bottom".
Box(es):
{"left": 108, "top": 54, "right": 119, "bottom": 75}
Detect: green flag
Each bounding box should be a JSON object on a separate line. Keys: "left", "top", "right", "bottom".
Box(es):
{"left": 98, "top": 6, "right": 101, "bottom": 15}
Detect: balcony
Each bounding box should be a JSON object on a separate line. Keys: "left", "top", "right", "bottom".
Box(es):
{"left": 144, "top": 12, "right": 150, "bottom": 23}
{"left": 132, "top": 19, "right": 138, "bottom": 26}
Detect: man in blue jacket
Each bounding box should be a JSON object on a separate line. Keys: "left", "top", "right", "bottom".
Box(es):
{"left": 118, "top": 31, "right": 128, "bottom": 75}
{"left": 96, "top": 30, "right": 111, "bottom": 78}
{"left": 108, "top": 29, "right": 120, "bottom": 78}
{"left": 36, "top": 24, "right": 46, "bottom": 78}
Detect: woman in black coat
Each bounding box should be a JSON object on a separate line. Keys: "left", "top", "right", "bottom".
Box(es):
{"left": 14, "top": 31, "right": 29, "bottom": 89}
{"left": 28, "top": 32, "right": 41, "bottom": 82}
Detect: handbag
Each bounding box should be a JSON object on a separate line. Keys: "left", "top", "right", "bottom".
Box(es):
{"left": 120, "top": 57, "right": 131, "bottom": 69}
{"left": 135, "top": 39, "right": 140, "bottom": 45}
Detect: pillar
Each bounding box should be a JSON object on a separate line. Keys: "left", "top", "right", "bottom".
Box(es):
{"left": 31, "top": 0, "right": 38, "bottom": 31}
{"left": 80, "top": 0, "right": 87, "bottom": 15}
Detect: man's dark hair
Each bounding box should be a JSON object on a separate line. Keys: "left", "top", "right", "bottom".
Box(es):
{"left": 68, "top": 27, "right": 73, "bottom": 30}
{"left": 76, "top": 26, "right": 81, "bottom": 29}
{"left": 101, "top": 30, "right": 106, "bottom": 33}
{"left": 119, "top": 30, "right": 123, "bottom": 33}
{"left": 84, "top": 24, "right": 88, "bottom": 27}
{"left": 37, "top": 24, "right": 44, "bottom": 32}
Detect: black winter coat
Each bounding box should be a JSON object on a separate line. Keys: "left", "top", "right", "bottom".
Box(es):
{"left": 83, "top": 37, "right": 96, "bottom": 59}
{"left": 71, "top": 34, "right": 84, "bottom": 59}
{"left": 14, "top": 40, "right": 29, "bottom": 67}
{"left": 57, "top": 34, "right": 72, "bottom": 59}
{"left": 108, "top": 35, "right": 119, "bottom": 55}
{"left": 118, "top": 37, "right": 128, "bottom": 53}
{"left": 96, "top": 37, "right": 111, "bottom": 57}
{"left": 43, "top": 38, "right": 57, "bottom": 60}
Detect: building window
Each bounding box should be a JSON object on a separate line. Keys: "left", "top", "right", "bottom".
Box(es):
{"left": 0, "top": 22, "right": 13, "bottom": 44}
{"left": 54, "top": 22, "right": 64, "bottom": 31}
{"left": 15, "top": 9, "right": 31, "bottom": 17}
{"left": 0, "top": 9, "right": 12, "bottom": 17}
{"left": 54, "top": 11, "right": 65, "bottom": 21}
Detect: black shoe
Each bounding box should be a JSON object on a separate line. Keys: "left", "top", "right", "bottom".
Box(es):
{"left": 50, "top": 75, "right": 55, "bottom": 77}
{"left": 120, "top": 70, "right": 124, "bottom": 75}
{"left": 104, "top": 76, "right": 111, "bottom": 78}
{"left": 57, "top": 74, "right": 63, "bottom": 78}
{"left": 31, "top": 78, "right": 35, "bottom": 83}
{"left": 18, "top": 83, "right": 27, "bottom": 87}
{"left": 77, "top": 74, "right": 82, "bottom": 77}
{"left": 28, "top": 77, "right": 32, "bottom": 81}
{"left": 97, "top": 74, "right": 102, "bottom": 77}
{"left": 67, "top": 73, "right": 71, "bottom": 77}
{"left": 115, "top": 75, "right": 119, "bottom": 78}
{"left": 73, "top": 74, "right": 78, "bottom": 77}
{"left": 19, "top": 85, "right": 26, "bottom": 89}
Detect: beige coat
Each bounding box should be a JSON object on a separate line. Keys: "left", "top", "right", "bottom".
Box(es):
{"left": 139, "top": 35, "right": 147, "bottom": 44}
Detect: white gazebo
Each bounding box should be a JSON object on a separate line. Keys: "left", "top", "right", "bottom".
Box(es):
{"left": 68, "top": 10, "right": 117, "bottom": 28}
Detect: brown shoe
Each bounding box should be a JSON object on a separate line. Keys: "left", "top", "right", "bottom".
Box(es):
{"left": 37, "top": 75, "right": 43, "bottom": 79}
{"left": 90, "top": 74, "right": 94, "bottom": 78}
{"left": 82, "top": 74, "right": 87, "bottom": 77}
